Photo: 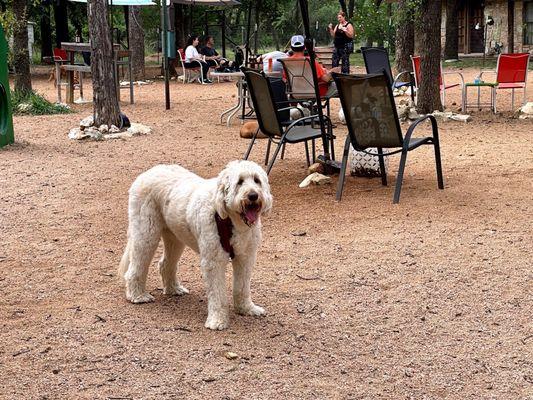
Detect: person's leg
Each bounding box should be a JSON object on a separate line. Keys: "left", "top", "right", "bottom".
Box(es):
{"left": 200, "top": 61, "right": 210, "bottom": 81}
{"left": 332, "top": 47, "right": 341, "bottom": 68}
{"left": 341, "top": 46, "right": 350, "bottom": 74}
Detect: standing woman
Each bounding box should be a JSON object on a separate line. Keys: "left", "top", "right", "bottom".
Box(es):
{"left": 328, "top": 11, "right": 355, "bottom": 74}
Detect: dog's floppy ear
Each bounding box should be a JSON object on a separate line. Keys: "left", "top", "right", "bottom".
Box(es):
{"left": 260, "top": 170, "right": 273, "bottom": 216}
{"left": 214, "top": 168, "right": 229, "bottom": 219}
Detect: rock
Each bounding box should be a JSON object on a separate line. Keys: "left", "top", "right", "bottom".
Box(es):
{"left": 450, "top": 114, "right": 472, "bottom": 123}
{"left": 408, "top": 108, "right": 421, "bottom": 120}
{"left": 127, "top": 123, "right": 151, "bottom": 136}
{"left": 299, "top": 173, "right": 332, "bottom": 188}
{"left": 80, "top": 115, "right": 94, "bottom": 128}
{"left": 240, "top": 121, "right": 267, "bottom": 139}
{"left": 104, "top": 132, "right": 134, "bottom": 140}
{"left": 69, "top": 126, "right": 102, "bottom": 140}
{"left": 308, "top": 162, "right": 324, "bottom": 174}
{"left": 519, "top": 102, "right": 533, "bottom": 115}
{"left": 109, "top": 125, "right": 121, "bottom": 133}
{"left": 224, "top": 352, "right": 238, "bottom": 360}
{"left": 338, "top": 108, "right": 346, "bottom": 124}
{"left": 17, "top": 103, "right": 31, "bottom": 112}
{"left": 68, "top": 127, "right": 84, "bottom": 140}
{"left": 98, "top": 124, "right": 109, "bottom": 133}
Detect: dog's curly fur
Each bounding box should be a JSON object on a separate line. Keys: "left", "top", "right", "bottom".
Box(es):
{"left": 118, "top": 160, "right": 273, "bottom": 330}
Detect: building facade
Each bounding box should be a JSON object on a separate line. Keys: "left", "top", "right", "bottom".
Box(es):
{"left": 442, "top": 0, "right": 533, "bottom": 54}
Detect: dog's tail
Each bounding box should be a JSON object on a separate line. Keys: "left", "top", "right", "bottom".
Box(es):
{"left": 118, "top": 237, "right": 131, "bottom": 282}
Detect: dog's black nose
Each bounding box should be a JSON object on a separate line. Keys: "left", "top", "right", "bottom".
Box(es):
{"left": 248, "top": 192, "right": 258, "bottom": 202}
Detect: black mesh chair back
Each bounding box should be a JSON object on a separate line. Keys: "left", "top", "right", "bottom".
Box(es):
{"left": 334, "top": 73, "right": 404, "bottom": 149}
{"left": 361, "top": 47, "right": 394, "bottom": 85}
{"left": 279, "top": 58, "right": 316, "bottom": 100}
{"left": 243, "top": 68, "right": 284, "bottom": 138}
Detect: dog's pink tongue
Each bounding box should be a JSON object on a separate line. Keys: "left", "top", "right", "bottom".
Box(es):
{"left": 245, "top": 208, "right": 259, "bottom": 224}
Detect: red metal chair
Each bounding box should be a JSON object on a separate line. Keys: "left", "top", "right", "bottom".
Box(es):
{"left": 480, "top": 53, "right": 530, "bottom": 112}
{"left": 411, "top": 55, "right": 465, "bottom": 110}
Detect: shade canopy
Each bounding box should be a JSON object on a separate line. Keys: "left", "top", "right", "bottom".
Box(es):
{"left": 69, "top": 0, "right": 156, "bottom": 5}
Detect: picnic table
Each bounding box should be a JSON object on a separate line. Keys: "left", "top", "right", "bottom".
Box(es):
{"left": 59, "top": 42, "right": 134, "bottom": 104}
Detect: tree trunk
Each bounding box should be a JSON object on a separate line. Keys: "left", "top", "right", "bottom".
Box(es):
{"left": 54, "top": 0, "right": 70, "bottom": 48}
{"left": 443, "top": 0, "right": 460, "bottom": 60}
{"left": 347, "top": 0, "right": 355, "bottom": 19}
{"left": 128, "top": 6, "right": 145, "bottom": 81}
{"left": 88, "top": 0, "right": 121, "bottom": 127}
{"left": 395, "top": 0, "right": 414, "bottom": 73}
{"left": 416, "top": 0, "right": 442, "bottom": 113}
{"left": 13, "top": 0, "right": 32, "bottom": 93}
{"left": 40, "top": 1, "right": 53, "bottom": 62}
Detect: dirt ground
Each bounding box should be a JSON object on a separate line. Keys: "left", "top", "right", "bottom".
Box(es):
{"left": 0, "top": 66, "right": 532, "bottom": 400}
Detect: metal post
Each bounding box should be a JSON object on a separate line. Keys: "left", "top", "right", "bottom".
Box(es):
{"left": 221, "top": 10, "right": 226, "bottom": 58}
{"left": 162, "top": 0, "right": 170, "bottom": 110}
{"left": 298, "top": 0, "right": 331, "bottom": 160}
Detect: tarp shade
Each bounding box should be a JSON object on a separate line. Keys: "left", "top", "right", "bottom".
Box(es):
{"left": 69, "top": 0, "right": 156, "bottom": 5}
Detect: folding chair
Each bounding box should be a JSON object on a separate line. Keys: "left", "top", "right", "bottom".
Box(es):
{"left": 480, "top": 53, "right": 530, "bottom": 111}
{"left": 242, "top": 68, "right": 335, "bottom": 175}
{"left": 333, "top": 72, "right": 444, "bottom": 204}
{"left": 278, "top": 58, "right": 337, "bottom": 116}
{"left": 361, "top": 47, "right": 414, "bottom": 101}
{"left": 411, "top": 55, "right": 465, "bottom": 110}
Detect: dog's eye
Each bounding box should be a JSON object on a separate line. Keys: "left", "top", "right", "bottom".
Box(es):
{"left": 237, "top": 178, "right": 243, "bottom": 186}
{"left": 254, "top": 176, "right": 261, "bottom": 185}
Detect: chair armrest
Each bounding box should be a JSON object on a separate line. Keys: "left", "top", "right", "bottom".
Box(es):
{"left": 479, "top": 69, "right": 496, "bottom": 79}
{"left": 393, "top": 70, "right": 411, "bottom": 82}
{"left": 442, "top": 71, "right": 465, "bottom": 86}
{"left": 404, "top": 115, "right": 438, "bottom": 144}
{"left": 285, "top": 115, "right": 322, "bottom": 131}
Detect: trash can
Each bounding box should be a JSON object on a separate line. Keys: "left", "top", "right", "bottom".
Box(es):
{"left": 0, "top": 23, "right": 14, "bottom": 148}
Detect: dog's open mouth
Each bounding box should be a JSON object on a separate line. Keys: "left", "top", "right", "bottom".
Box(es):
{"left": 241, "top": 203, "right": 261, "bottom": 226}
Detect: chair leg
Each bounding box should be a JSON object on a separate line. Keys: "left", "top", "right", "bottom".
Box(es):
{"left": 243, "top": 130, "right": 259, "bottom": 160}
{"left": 393, "top": 149, "right": 408, "bottom": 204}
{"left": 433, "top": 142, "right": 444, "bottom": 190}
{"left": 335, "top": 136, "right": 351, "bottom": 201}
{"left": 377, "top": 147, "right": 387, "bottom": 186}
{"left": 312, "top": 139, "right": 316, "bottom": 163}
{"left": 265, "top": 140, "right": 272, "bottom": 166}
{"left": 266, "top": 140, "right": 285, "bottom": 175}
{"left": 281, "top": 143, "right": 286, "bottom": 160}
{"left": 511, "top": 88, "right": 515, "bottom": 111}
{"left": 304, "top": 141, "right": 311, "bottom": 167}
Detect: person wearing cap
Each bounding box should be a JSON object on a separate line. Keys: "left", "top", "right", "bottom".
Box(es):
{"left": 328, "top": 10, "right": 354, "bottom": 74}
{"left": 284, "top": 34, "right": 340, "bottom": 97}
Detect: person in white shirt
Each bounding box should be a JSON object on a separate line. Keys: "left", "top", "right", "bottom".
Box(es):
{"left": 184, "top": 35, "right": 212, "bottom": 84}
{"left": 257, "top": 50, "right": 288, "bottom": 76}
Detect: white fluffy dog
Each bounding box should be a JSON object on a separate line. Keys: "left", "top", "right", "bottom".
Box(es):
{"left": 118, "top": 160, "right": 272, "bottom": 330}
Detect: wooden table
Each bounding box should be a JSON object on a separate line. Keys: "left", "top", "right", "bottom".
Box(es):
{"left": 59, "top": 42, "right": 134, "bottom": 104}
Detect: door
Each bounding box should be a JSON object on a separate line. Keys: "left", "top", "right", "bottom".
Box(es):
{"left": 469, "top": 1, "right": 485, "bottom": 53}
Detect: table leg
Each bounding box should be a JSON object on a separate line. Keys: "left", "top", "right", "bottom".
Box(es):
{"left": 477, "top": 86, "right": 481, "bottom": 111}
{"left": 129, "top": 58, "right": 134, "bottom": 104}
{"left": 56, "top": 63, "right": 62, "bottom": 103}
{"left": 66, "top": 70, "right": 74, "bottom": 104}
{"left": 227, "top": 79, "right": 244, "bottom": 126}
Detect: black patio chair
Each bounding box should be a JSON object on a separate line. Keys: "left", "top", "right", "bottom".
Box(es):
{"left": 242, "top": 67, "right": 335, "bottom": 175}
{"left": 333, "top": 72, "right": 444, "bottom": 204}
{"left": 361, "top": 47, "right": 414, "bottom": 102}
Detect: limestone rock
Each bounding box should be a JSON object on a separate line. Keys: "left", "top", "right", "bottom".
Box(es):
{"left": 127, "top": 123, "right": 151, "bottom": 136}
{"left": 98, "top": 124, "right": 109, "bottom": 133}
{"left": 80, "top": 115, "right": 94, "bottom": 128}
{"left": 109, "top": 125, "right": 121, "bottom": 133}
{"left": 299, "top": 173, "right": 332, "bottom": 188}
{"left": 308, "top": 162, "right": 324, "bottom": 174}
{"left": 338, "top": 108, "right": 346, "bottom": 124}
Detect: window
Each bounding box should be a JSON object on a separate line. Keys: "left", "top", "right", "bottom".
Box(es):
{"left": 525, "top": 1, "right": 533, "bottom": 45}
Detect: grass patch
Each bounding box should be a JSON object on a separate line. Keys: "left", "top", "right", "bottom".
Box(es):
{"left": 11, "top": 90, "right": 73, "bottom": 116}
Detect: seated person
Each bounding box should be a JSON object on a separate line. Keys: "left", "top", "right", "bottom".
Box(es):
{"left": 256, "top": 50, "right": 287, "bottom": 75}
{"left": 185, "top": 35, "right": 212, "bottom": 84}
{"left": 200, "top": 36, "right": 232, "bottom": 71}
{"left": 283, "top": 35, "right": 340, "bottom": 97}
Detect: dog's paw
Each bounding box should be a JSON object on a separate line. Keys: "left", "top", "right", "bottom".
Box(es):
{"left": 205, "top": 313, "right": 229, "bottom": 330}
{"left": 163, "top": 283, "right": 190, "bottom": 296}
{"left": 130, "top": 292, "right": 155, "bottom": 304}
{"left": 235, "top": 303, "right": 266, "bottom": 316}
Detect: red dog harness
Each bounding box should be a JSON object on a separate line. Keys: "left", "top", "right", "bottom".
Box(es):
{"left": 215, "top": 212, "right": 235, "bottom": 259}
